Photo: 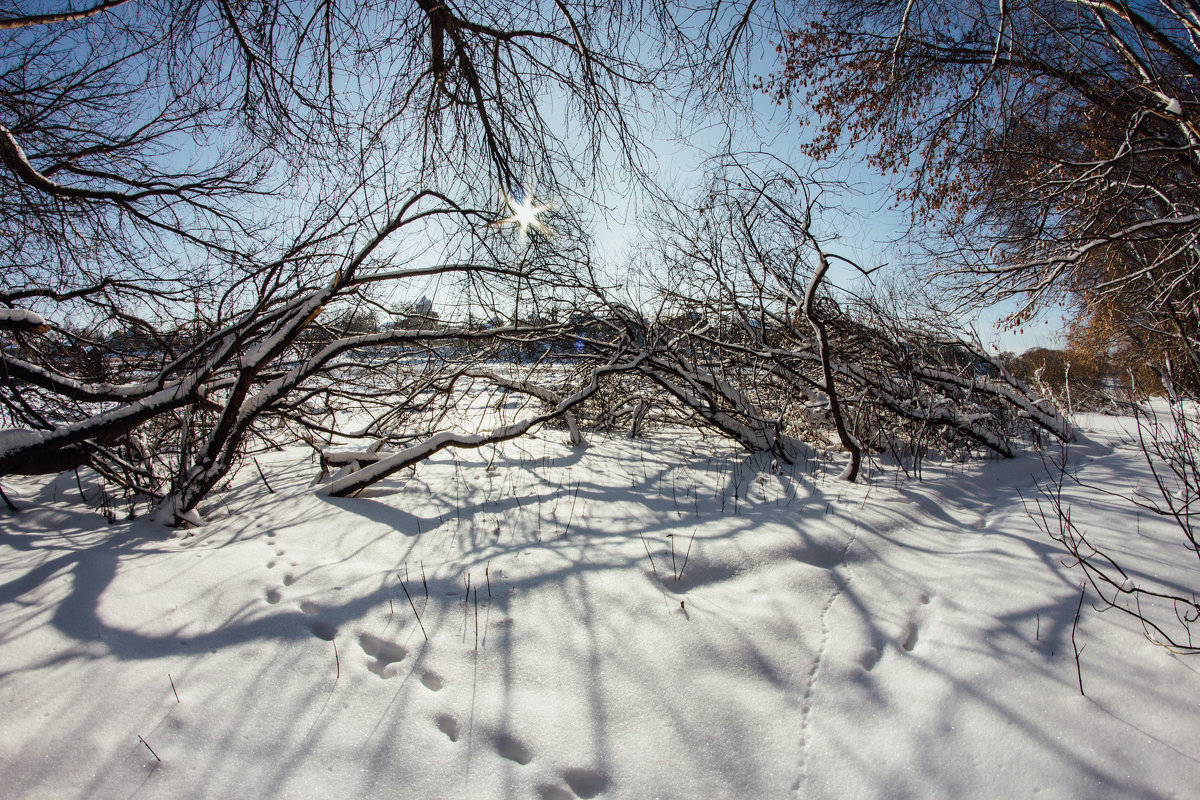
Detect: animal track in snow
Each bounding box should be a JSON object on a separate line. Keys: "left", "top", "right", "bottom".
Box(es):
{"left": 266, "top": 560, "right": 277, "bottom": 569}
{"left": 900, "top": 621, "right": 919, "bottom": 652}
{"left": 358, "top": 633, "right": 407, "bottom": 678}
{"left": 419, "top": 670, "right": 444, "bottom": 691}
{"left": 307, "top": 620, "right": 338, "bottom": 641}
{"left": 435, "top": 713, "right": 459, "bottom": 741}
{"left": 283, "top": 573, "right": 298, "bottom": 586}
{"left": 562, "top": 767, "right": 611, "bottom": 798}
{"left": 265, "top": 587, "right": 282, "bottom": 604}
{"left": 793, "top": 521, "right": 862, "bottom": 794}
{"left": 857, "top": 646, "right": 880, "bottom": 671}
{"left": 492, "top": 730, "right": 533, "bottom": 765}
{"left": 537, "top": 767, "right": 612, "bottom": 798}
{"left": 299, "top": 600, "right": 320, "bottom": 615}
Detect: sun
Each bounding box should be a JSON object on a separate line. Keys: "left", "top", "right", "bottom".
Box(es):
{"left": 491, "top": 179, "right": 552, "bottom": 241}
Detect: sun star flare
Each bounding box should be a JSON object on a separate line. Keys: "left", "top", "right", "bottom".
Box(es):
{"left": 491, "top": 180, "right": 553, "bottom": 240}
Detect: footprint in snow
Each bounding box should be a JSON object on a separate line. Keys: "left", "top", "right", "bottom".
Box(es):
{"left": 283, "top": 573, "right": 298, "bottom": 586}
{"left": 435, "top": 713, "right": 459, "bottom": 742}
{"left": 538, "top": 768, "right": 611, "bottom": 800}
{"left": 307, "top": 620, "right": 338, "bottom": 641}
{"left": 265, "top": 588, "right": 282, "bottom": 605}
{"left": 358, "top": 632, "right": 407, "bottom": 678}
{"left": 419, "top": 670, "right": 445, "bottom": 691}
{"left": 492, "top": 731, "right": 533, "bottom": 765}
{"left": 562, "top": 767, "right": 611, "bottom": 798}
{"left": 300, "top": 600, "right": 320, "bottom": 615}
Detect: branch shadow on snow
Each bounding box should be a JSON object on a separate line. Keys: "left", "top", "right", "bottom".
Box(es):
{"left": 0, "top": 430, "right": 1193, "bottom": 798}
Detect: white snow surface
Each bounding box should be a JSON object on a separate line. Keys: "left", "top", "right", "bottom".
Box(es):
{"left": 0, "top": 307, "right": 44, "bottom": 326}
{"left": 1, "top": 412, "right": 1198, "bottom": 799}
{"left": 0, "top": 428, "right": 44, "bottom": 456}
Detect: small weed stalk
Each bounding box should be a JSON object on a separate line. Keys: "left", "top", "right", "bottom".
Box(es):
{"left": 98, "top": 487, "right": 116, "bottom": 524}
{"left": 400, "top": 581, "right": 428, "bottom": 640}
{"left": 74, "top": 468, "right": 87, "bottom": 503}
{"left": 253, "top": 457, "right": 274, "bottom": 493}
{"left": 561, "top": 480, "right": 580, "bottom": 536}
{"left": 639, "top": 531, "right": 660, "bottom": 579}
{"left": 1072, "top": 582, "right": 1086, "bottom": 696}
{"left": 169, "top": 674, "right": 180, "bottom": 703}
{"left": 676, "top": 528, "right": 697, "bottom": 581}
{"left": 138, "top": 735, "right": 162, "bottom": 763}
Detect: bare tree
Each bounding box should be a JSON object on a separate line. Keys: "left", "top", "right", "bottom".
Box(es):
{"left": 0, "top": 0, "right": 743, "bottom": 523}
{"left": 460, "top": 157, "right": 1072, "bottom": 487}
{"left": 766, "top": 0, "right": 1200, "bottom": 393}
{"left": 0, "top": 1, "right": 1083, "bottom": 529}
{"left": 765, "top": 0, "right": 1200, "bottom": 650}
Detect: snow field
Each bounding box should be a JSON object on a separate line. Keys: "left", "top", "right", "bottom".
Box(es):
{"left": 1, "top": 412, "right": 1198, "bottom": 799}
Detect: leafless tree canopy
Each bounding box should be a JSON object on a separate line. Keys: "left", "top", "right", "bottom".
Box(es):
{"left": 764, "top": 0, "right": 1200, "bottom": 653}
{"left": 767, "top": 0, "right": 1200, "bottom": 393}
{"left": 0, "top": 0, "right": 1074, "bottom": 534}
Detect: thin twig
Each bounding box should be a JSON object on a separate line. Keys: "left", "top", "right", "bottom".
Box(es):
{"left": 639, "top": 530, "right": 659, "bottom": 579}
{"left": 333, "top": 639, "right": 341, "bottom": 681}
{"left": 169, "top": 673, "right": 180, "bottom": 703}
{"left": 252, "top": 457, "right": 274, "bottom": 493}
{"left": 400, "top": 581, "right": 428, "bottom": 640}
{"left": 74, "top": 468, "right": 87, "bottom": 503}
{"left": 138, "top": 735, "right": 162, "bottom": 762}
{"left": 678, "top": 528, "right": 698, "bottom": 581}
{"left": 1072, "top": 582, "right": 1086, "bottom": 696}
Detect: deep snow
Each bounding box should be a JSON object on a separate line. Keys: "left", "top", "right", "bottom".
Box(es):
{"left": 1, "top": 412, "right": 1198, "bottom": 799}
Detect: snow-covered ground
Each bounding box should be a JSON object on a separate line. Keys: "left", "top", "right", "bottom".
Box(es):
{"left": 2, "top": 412, "right": 1198, "bottom": 799}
